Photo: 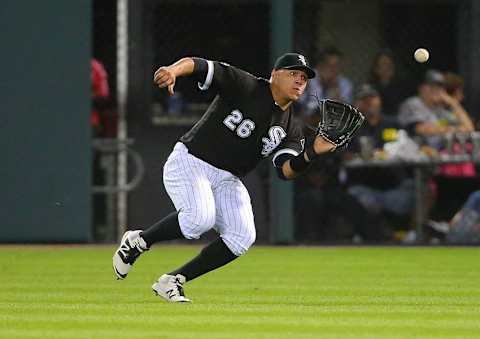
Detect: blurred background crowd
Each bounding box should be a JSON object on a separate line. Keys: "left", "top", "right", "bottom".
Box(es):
{"left": 293, "top": 53, "right": 479, "bottom": 244}
{"left": 88, "top": 0, "right": 480, "bottom": 246}
{"left": 6, "top": 0, "right": 479, "bottom": 244}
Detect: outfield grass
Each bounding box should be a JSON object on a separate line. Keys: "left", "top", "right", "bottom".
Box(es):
{"left": 1, "top": 245, "right": 480, "bottom": 338}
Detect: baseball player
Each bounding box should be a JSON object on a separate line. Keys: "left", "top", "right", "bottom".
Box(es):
{"left": 112, "top": 53, "right": 363, "bottom": 302}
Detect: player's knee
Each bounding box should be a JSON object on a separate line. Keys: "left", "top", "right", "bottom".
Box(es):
{"left": 243, "top": 231, "right": 256, "bottom": 252}
{"left": 236, "top": 232, "right": 256, "bottom": 256}
{"left": 223, "top": 228, "right": 256, "bottom": 256}
{"left": 178, "top": 208, "right": 216, "bottom": 239}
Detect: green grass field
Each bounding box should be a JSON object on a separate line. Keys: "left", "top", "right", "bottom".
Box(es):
{"left": 1, "top": 245, "right": 480, "bottom": 338}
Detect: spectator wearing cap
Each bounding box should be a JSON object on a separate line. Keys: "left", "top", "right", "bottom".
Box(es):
{"left": 398, "top": 70, "right": 474, "bottom": 149}
{"left": 351, "top": 84, "right": 401, "bottom": 149}
{"left": 296, "top": 47, "right": 354, "bottom": 121}
{"left": 368, "top": 49, "right": 409, "bottom": 116}
{"left": 398, "top": 70, "right": 476, "bottom": 227}
{"left": 346, "top": 84, "right": 414, "bottom": 236}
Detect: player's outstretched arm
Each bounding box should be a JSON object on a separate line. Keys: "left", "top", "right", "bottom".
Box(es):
{"left": 153, "top": 57, "right": 195, "bottom": 95}
{"left": 277, "top": 100, "right": 364, "bottom": 180}
{"left": 280, "top": 136, "right": 335, "bottom": 180}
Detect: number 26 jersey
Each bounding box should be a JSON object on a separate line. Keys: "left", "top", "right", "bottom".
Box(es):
{"left": 180, "top": 60, "right": 304, "bottom": 177}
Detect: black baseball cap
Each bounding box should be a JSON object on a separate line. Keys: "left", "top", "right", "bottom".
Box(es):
{"left": 273, "top": 53, "right": 316, "bottom": 79}
{"left": 355, "top": 84, "right": 380, "bottom": 100}
{"left": 423, "top": 69, "right": 445, "bottom": 86}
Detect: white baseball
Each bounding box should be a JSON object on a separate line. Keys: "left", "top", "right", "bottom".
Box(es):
{"left": 414, "top": 48, "right": 429, "bottom": 63}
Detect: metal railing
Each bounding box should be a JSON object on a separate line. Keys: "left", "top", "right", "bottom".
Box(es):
{"left": 92, "top": 138, "right": 144, "bottom": 193}
{"left": 91, "top": 138, "right": 144, "bottom": 241}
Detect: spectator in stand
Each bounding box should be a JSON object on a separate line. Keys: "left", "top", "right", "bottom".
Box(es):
{"left": 426, "top": 190, "right": 480, "bottom": 244}
{"left": 296, "top": 47, "right": 353, "bottom": 122}
{"left": 440, "top": 72, "right": 474, "bottom": 135}
{"left": 444, "top": 72, "right": 466, "bottom": 103}
{"left": 91, "top": 58, "right": 110, "bottom": 137}
{"left": 91, "top": 58, "right": 111, "bottom": 234}
{"left": 398, "top": 70, "right": 474, "bottom": 150}
{"left": 398, "top": 70, "right": 476, "bottom": 230}
{"left": 295, "top": 151, "right": 382, "bottom": 242}
{"left": 346, "top": 85, "right": 414, "bottom": 227}
{"left": 437, "top": 72, "right": 477, "bottom": 177}
{"left": 368, "top": 49, "right": 408, "bottom": 116}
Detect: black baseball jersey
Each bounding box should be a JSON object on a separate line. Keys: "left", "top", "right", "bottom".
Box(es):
{"left": 179, "top": 59, "right": 305, "bottom": 177}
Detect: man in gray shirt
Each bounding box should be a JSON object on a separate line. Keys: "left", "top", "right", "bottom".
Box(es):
{"left": 398, "top": 70, "right": 474, "bottom": 148}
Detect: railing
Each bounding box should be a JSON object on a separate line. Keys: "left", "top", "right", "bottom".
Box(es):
{"left": 345, "top": 131, "right": 480, "bottom": 243}
{"left": 91, "top": 138, "right": 144, "bottom": 241}
{"left": 92, "top": 138, "right": 144, "bottom": 193}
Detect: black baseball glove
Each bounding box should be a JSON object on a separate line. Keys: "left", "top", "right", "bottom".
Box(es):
{"left": 315, "top": 99, "right": 365, "bottom": 150}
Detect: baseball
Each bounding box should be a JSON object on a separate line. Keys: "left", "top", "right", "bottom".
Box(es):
{"left": 414, "top": 48, "right": 429, "bottom": 63}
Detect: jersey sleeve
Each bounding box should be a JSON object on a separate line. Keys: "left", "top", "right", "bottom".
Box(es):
{"left": 271, "top": 118, "right": 305, "bottom": 167}
{"left": 197, "top": 60, "right": 258, "bottom": 98}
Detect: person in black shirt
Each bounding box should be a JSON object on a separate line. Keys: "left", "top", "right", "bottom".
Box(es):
{"left": 368, "top": 49, "right": 409, "bottom": 116}
{"left": 113, "top": 53, "right": 337, "bottom": 302}
{"left": 347, "top": 84, "right": 414, "bottom": 222}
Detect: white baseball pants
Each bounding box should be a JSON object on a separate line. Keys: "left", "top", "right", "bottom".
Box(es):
{"left": 163, "top": 142, "right": 256, "bottom": 256}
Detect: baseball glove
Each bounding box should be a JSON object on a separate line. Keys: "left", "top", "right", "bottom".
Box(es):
{"left": 315, "top": 99, "right": 365, "bottom": 149}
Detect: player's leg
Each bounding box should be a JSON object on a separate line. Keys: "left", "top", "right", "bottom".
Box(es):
{"left": 140, "top": 212, "right": 183, "bottom": 247}
{"left": 166, "top": 237, "right": 238, "bottom": 282}
{"left": 149, "top": 143, "right": 222, "bottom": 302}
{"left": 160, "top": 143, "right": 217, "bottom": 241}
{"left": 214, "top": 177, "right": 256, "bottom": 258}
{"left": 152, "top": 236, "right": 237, "bottom": 303}
{"left": 112, "top": 229, "right": 150, "bottom": 280}
{"left": 113, "top": 143, "right": 216, "bottom": 283}
{"left": 165, "top": 175, "right": 255, "bottom": 283}
{"left": 111, "top": 211, "right": 184, "bottom": 279}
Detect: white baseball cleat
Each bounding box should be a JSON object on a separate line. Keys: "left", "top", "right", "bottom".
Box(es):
{"left": 152, "top": 274, "right": 191, "bottom": 303}
{"left": 112, "top": 230, "right": 149, "bottom": 280}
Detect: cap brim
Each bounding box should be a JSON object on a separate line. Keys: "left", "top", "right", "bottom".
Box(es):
{"left": 424, "top": 80, "right": 445, "bottom": 87}
{"left": 356, "top": 92, "right": 379, "bottom": 100}
{"left": 284, "top": 65, "right": 316, "bottom": 79}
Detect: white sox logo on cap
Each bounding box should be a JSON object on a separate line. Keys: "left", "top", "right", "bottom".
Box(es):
{"left": 298, "top": 55, "right": 307, "bottom": 66}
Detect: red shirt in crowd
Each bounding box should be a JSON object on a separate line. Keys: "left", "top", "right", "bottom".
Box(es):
{"left": 91, "top": 59, "right": 110, "bottom": 128}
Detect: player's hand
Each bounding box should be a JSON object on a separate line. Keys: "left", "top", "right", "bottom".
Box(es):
{"left": 313, "top": 135, "right": 336, "bottom": 154}
{"left": 154, "top": 66, "right": 176, "bottom": 95}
